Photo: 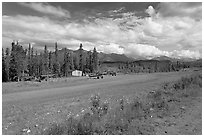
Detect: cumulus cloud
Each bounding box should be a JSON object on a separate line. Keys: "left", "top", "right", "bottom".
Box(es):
{"left": 142, "top": 18, "right": 163, "bottom": 37}
{"left": 2, "top": 15, "right": 66, "bottom": 45}
{"left": 145, "top": 5, "right": 156, "bottom": 17}
{"left": 123, "top": 43, "right": 201, "bottom": 59}
{"left": 3, "top": 15, "right": 66, "bottom": 34}
{"left": 19, "top": 2, "right": 71, "bottom": 18}
{"left": 2, "top": 2, "right": 202, "bottom": 59}
{"left": 97, "top": 43, "right": 124, "bottom": 54}
{"left": 170, "top": 50, "right": 201, "bottom": 59}
{"left": 124, "top": 43, "right": 168, "bottom": 58}
{"left": 111, "top": 7, "right": 125, "bottom": 13}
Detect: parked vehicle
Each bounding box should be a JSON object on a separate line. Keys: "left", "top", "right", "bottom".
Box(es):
{"left": 19, "top": 76, "right": 35, "bottom": 81}
{"left": 88, "top": 72, "right": 103, "bottom": 79}
{"left": 39, "top": 74, "right": 56, "bottom": 81}
{"left": 102, "top": 71, "right": 108, "bottom": 75}
{"left": 107, "top": 71, "right": 117, "bottom": 76}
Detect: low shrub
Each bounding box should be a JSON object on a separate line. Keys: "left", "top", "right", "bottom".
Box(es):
{"left": 161, "top": 73, "right": 202, "bottom": 99}
{"left": 77, "top": 113, "right": 94, "bottom": 135}
{"left": 126, "top": 119, "right": 155, "bottom": 135}
{"left": 45, "top": 123, "right": 66, "bottom": 135}
{"left": 163, "top": 73, "right": 202, "bottom": 91}
{"left": 45, "top": 95, "right": 161, "bottom": 135}
{"left": 103, "top": 97, "right": 151, "bottom": 134}
{"left": 44, "top": 73, "right": 201, "bottom": 135}
{"left": 124, "top": 98, "right": 145, "bottom": 121}
{"left": 104, "top": 108, "right": 129, "bottom": 134}
{"left": 90, "top": 94, "right": 109, "bottom": 119}
{"left": 44, "top": 117, "right": 80, "bottom": 135}
{"left": 146, "top": 90, "right": 169, "bottom": 118}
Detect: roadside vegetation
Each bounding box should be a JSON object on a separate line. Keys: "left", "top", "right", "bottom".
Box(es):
{"left": 43, "top": 72, "right": 202, "bottom": 135}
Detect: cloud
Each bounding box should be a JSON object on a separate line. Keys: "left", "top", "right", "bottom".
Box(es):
{"left": 111, "top": 7, "right": 126, "bottom": 13}
{"left": 124, "top": 43, "right": 168, "bottom": 58}
{"left": 97, "top": 43, "right": 124, "bottom": 54}
{"left": 123, "top": 44, "right": 201, "bottom": 59}
{"left": 19, "top": 2, "right": 71, "bottom": 18}
{"left": 3, "top": 15, "right": 65, "bottom": 34}
{"left": 145, "top": 5, "right": 156, "bottom": 17}
{"left": 2, "top": 2, "right": 202, "bottom": 59}
{"left": 2, "top": 15, "right": 66, "bottom": 43}
{"left": 142, "top": 18, "right": 163, "bottom": 37}
{"left": 171, "top": 50, "right": 201, "bottom": 59}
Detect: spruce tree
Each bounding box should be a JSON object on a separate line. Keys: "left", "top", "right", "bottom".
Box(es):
{"left": 43, "top": 45, "right": 49, "bottom": 75}
{"left": 27, "top": 43, "right": 31, "bottom": 75}
{"left": 2, "top": 48, "right": 8, "bottom": 82}
{"left": 38, "top": 52, "right": 43, "bottom": 76}
{"left": 53, "top": 42, "right": 60, "bottom": 76}
{"left": 33, "top": 50, "right": 38, "bottom": 76}
{"left": 30, "top": 47, "right": 34, "bottom": 76}
{"left": 9, "top": 42, "right": 18, "bottom": 81}
{"left": 92, "top": 47, "right": 98, "bottom": 73}
{"left": 63, "top": 48, "right": 68, "bottom": 76}
{"left": 79, "top": 43, "right": 83, "bottom": 72}
{"left": 85, "top": 51, "right": 92, "bottom": 73}
{"left": 63, "top": 49, "right": 73, "bottom": 76}
{"left": 48, "top": 51, "right": 53, "bottom": 74}
{"left": 15, "top": 44, "right": 27, "bottom": 79}
{"left": 5, "top": 48, "right": 10, "bottom": 81}
{"left": 69, "top": 51, "right": 74, "bottom": 71}
{"left": 73, "top": 54, "right": 79, "bottom": 70}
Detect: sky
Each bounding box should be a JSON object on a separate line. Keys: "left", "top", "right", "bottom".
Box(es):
{"left": 2, "top": 2, "right": 202, "bottom": 59}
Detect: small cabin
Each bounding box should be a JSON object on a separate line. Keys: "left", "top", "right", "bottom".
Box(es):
{"left": 72, "top": 70, "right": 82, "bottom": 77}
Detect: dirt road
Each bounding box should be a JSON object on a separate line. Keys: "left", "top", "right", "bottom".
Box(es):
{"left": 2, "top": 71, "right": 195, "bottom": 134}
{"left": 3, "top": 72, "right": 189, "bottom": 105}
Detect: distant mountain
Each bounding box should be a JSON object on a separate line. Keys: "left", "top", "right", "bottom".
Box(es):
{"left": 151, "top": 56, "right": 199, "bottom": 62}
{"left": 178, "top": 57, "right": 198, "bottom": 62}
{"left": 54, "top": 48, "right": 200, "bottom": 64}
{"left": 54, "top": 48, "right": 134, "bottom": 64}
{"left": 98, "top": 53, "right": 134, "bottom": 62}
{"left": 152, "top": 56, "right": 173, "bottom": 61}
{"left": 133, "top": 56, "right": 148, "bottom": 61}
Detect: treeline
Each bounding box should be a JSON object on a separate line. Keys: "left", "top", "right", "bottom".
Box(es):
{"left": 2, "top": 42, "right": 99, "bottom": 82}
{"left": 101, "top": 59, "right": 201, "bottom": 74}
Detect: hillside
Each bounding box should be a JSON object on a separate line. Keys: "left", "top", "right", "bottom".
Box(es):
{"left": 152, "top": 56, "right": 176, "bottom": 61}
{"left": 152, "top": 56, "right": 199, "bottom": 62}
{"left": 98, "top": 52, "right": 134, "bottom": 62}
{"left": 55, "top": 48, "right": 134, "bottom": 64}
{"left": 53, "top": 48, "right": 202, "bottom": 73}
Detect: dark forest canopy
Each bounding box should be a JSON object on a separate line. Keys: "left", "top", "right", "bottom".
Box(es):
{"left": 2, "top": 42, "right": 99, "bottom": 82}
{"left": 2, "top": 41, "right": 202, "bottom": 82}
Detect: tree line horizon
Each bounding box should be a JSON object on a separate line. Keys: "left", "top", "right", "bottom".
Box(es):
{"left": 2, "top": 41, "right": 202, "bottom": 82}
{"left": 2, "top": 41, "right": 99, "bottom": 82}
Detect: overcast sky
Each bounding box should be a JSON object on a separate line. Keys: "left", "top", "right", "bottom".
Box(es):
{"left": 2, "top": 2, "right": 202, "bottom": 59}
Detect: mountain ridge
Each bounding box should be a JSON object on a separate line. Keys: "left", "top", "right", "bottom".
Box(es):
{"left": 55, "top": 48, "right": 201, "bottom": 63}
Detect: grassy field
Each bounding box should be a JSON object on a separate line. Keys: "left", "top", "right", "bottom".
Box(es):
{"left": 2, "top": 70, "right": 202, "bottom": 135}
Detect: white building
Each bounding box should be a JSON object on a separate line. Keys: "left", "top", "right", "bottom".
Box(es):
{"left": 72, "top": 70, "right": 82, "bottom": 77}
